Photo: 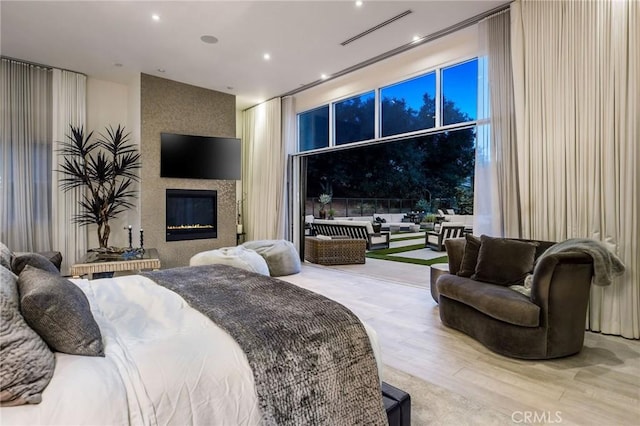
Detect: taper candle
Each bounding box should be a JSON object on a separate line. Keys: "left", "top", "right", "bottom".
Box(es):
{"left": 128, "top": 225, "right": 132, "bottom": 249}
{"left": 140, "top": 229, "right": 144, "bottom": 249}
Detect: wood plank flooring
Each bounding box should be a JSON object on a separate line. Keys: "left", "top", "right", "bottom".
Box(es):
{"left": 280, "top": 260, "right": 640, "bottom": 426}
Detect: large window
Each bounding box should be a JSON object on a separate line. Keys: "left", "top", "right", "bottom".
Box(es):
{"left": 297, "top": 57, "right": 478, "bottom": 151}
{"left": 442, "top": 59, "right": 478, "bottom": 125}
{"left": 305, "top": 128, "right": 476, "bottom": 216}
{"left": 380, "top": 72, "right": 436, "bottom": 137}
{"left": 334, "top": 91, "right": 375, "bottom": 145}
{"left": 298, "top": 105, "right": 329, "bottom": 151}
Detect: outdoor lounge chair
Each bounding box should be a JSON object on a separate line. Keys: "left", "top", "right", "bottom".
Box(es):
{"left": 425, "top": 222, "right": 465, "bottom": 251}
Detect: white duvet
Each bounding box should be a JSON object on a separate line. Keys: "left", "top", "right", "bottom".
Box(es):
{"left": 2, "top": 274, "right": 381, "bottom": 426}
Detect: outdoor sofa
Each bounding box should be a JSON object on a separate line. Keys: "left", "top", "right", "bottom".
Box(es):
{"left": 311, "top": 219, "right": 390, "bottom": 250}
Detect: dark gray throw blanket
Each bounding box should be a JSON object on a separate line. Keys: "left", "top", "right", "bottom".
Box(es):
{"left": 142, "top": 264, "right": 386, "bottom": 426}
{"left": 536, "top": 238, "right": 625, "bottom": 286}
{"left": 524, "top": 238, "right": 626, "bottom": 291}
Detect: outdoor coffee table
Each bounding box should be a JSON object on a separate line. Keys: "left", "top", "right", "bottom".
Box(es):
{"left": 71, "top": 248, "right": 161, "bottom": 278}
{"left": 304, "top": 237, "right": 366, "bottom": 265}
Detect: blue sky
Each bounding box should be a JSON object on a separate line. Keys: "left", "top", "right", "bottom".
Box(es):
{"left": 381, "top": 58, "right": 477, "bottom": 120}
{"left": 442, "top": 59, "right": 478, "bottom": 120}
{"left": 382, "top": 72, "right": 435, "bottom": 113}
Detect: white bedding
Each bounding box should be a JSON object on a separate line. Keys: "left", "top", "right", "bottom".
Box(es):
{"left": 3, "top": 274, "right": 381, "bottom": 425}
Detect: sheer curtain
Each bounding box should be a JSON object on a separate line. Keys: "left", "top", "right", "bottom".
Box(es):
{"left": 475, "top": 9, "right": 521, "bottom": 238}
{"left": 511, "top": 0, "right": 639, "bottom": 338}
{"left": 52, "top": 69, "right": 87, "bottom": 275}
{"left": 242, "top": 98, "right": 287, "bottom": 240}
{"left": 0, "top": 58, "right": 53, "bottom": 251}
{"left": 281, "top": 96, "right": 297, "bottom": 240}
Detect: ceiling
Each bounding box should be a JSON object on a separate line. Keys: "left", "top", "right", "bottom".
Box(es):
{"left": 1, "top": 0, "right": 508, "bottom": 110}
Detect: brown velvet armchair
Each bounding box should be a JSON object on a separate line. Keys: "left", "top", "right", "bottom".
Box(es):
{"left": 437, "top": 238, "right": 595, "bottom": 360}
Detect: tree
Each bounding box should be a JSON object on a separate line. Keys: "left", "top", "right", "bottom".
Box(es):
{"left": 306, "top": 92, "right": 475, "bottom": 212}
{"left": 58, "top": 125, "right": 140, "bottom": 248}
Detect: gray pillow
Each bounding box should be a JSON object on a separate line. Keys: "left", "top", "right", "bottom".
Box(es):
{"left": 0, "top": 242, "right": 12, "bottom": 270}
{"left": 242, "top": 240, "right": 301, "bottom": 276}
{"left": 472, "top": 235, "right": 538, "bottom": 286}
{"left": 18, "top": 266, "right": 105, "bottom": 357}
{"left": 457, "top": 234, "right": 481, "bottom": 278}
{"left": 0, "top": 285, "right": 55, "bottom": 406}
{"left": 0, "top": 264, "right": 19, "bottom": 304}
{"left": 12, "top": 253, "right": 60, "bottom": 276}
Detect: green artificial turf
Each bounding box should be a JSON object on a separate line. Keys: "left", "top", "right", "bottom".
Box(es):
{"left": 366, "top": 243, "right": 448, "bottom": 266}
{"left": 388, "top": 234, "right": 426, "bottom": 242}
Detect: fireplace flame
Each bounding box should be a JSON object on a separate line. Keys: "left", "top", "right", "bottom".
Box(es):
{"left": 167, "top": 224, "right": 215, "bottom": 230}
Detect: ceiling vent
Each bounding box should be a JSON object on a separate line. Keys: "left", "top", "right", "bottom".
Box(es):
{"left": 340, "top": 9, "right": 413, "bottom": 46}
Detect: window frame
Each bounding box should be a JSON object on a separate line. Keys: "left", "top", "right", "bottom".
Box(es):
{"left": 296, "top": 55, "right": 479, "bottom": 153}
{"left": 297, "top": 104, "right": 330, "bottom": 152}
{"left": 379, "top": 70, "right": 437, "bottom": 138}
{"left": 332, "top": 90, "right": 376, "bottom": 146}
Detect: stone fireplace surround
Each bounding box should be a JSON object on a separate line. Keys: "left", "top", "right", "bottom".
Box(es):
{"left": 140, "top": 74, "right": 237, "bottom": 269}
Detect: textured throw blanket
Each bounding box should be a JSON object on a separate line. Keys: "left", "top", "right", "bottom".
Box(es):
{"left": 524, "top": 238, "right": 625, "bottom": 289}
{"left": 143, "top": 264, "right": 386, "bottom": 426}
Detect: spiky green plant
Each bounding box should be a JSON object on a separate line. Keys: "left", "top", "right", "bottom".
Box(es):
{"left": 58, "top": 124, "right": 141, "bottom": 248}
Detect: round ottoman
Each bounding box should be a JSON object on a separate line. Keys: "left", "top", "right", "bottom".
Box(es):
{"left": 429, "top": 263, "right": 449, "bottom": 303}
{"left": 189, "top": 246, "right": 270, "bottom": 276}
{"left": 242, "top": 240, "right": 301, "bottom": 277}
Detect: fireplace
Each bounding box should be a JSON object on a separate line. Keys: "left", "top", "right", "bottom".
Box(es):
{"left": 166, "top": 189, "right": 217, "bottom": 241}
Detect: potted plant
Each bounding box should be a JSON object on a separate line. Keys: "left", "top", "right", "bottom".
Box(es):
{"left": 328, "top": 208, "right": 336, "bottom": 220}
{"left": 422, "top": 213, "right": 437, "bottom": 231}
{"left": 58, "top": 124, "right": 140, "bottom": 250}
{"left": 318, "top": 193, "right": 332, "bottom": 219}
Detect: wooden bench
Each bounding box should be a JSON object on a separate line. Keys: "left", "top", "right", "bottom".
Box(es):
{"left": 311, "top": 219, "right": 390, "bottom": 250}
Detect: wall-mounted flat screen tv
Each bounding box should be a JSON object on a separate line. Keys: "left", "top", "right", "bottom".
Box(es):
{"left": 160, "top": 133, "right": 241, "bottom": 180}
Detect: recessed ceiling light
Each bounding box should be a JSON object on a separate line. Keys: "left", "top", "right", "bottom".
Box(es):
{"left": 321, "top": 74, "right": 328, "bottom": 80}
{"left": 226, "top": 86, "right": 234, "bottom": 90}
{"left": 200, "top": 35, "right": 219, "bottom": 44}
{"left": 157, "top": 68, "right": 165, "bottom": 73}
{"left": 356, "top": 1, "right": 363, "bottom": 7}
{"left": 114, "top": 63, "right": 123, "bottom": 67}
{"left": 412, "top": 35, "right": 421, "bottom": 42}
{"left": 151, "top": 14, "right": 160, "bottom": 21}
{"left": 263, "top": 53, "right": 271, "bottom": 60}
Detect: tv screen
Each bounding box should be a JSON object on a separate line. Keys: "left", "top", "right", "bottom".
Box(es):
{"left": 160, "top": 133, "right": 241, "bottom": 180}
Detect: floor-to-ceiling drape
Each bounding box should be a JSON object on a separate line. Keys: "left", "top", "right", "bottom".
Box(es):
{"left": 52, "top": 69, "right": 87, "bottom": 275}
{"left": 511, "top": 0, "right": 639, "bottom": 338}
{"left": 475, "top": 9, "right": 521, "bottom": 238}
{"left": 0, "top": 58, "right": 53, "bottom": 251}
{"left": 242, "top": 98, "right": 286, "bottom": 240}
{"left": 281, "top": 96, "right": 297, "bottom": 240}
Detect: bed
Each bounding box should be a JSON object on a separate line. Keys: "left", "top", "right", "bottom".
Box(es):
{"left": 1, "top": 262, "right": 386, "bottom": 425}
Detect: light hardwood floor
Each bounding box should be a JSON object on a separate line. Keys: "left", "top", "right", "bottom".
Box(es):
{"left": 280, "top": 259, "right": 640, "bottom": 426}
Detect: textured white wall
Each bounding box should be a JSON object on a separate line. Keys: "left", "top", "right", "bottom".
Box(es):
{"left": 294, "top": 25, "right": 479, "bottom": 113}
